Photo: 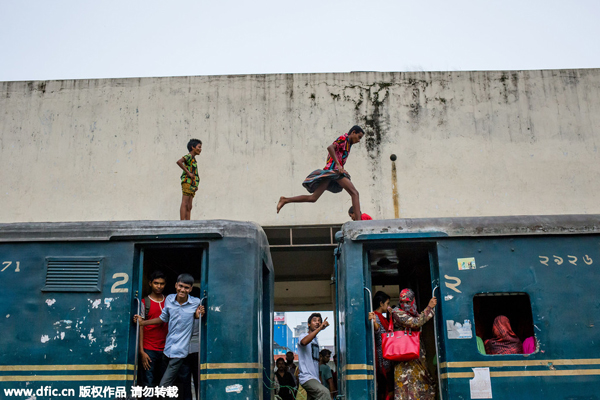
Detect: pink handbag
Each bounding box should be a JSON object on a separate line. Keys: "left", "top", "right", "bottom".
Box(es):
{"left": 381, "top": 326, "right": 420, "bottom": 361}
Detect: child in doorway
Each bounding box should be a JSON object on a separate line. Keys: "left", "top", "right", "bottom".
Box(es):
{"left": 139, "top": 271, "right": 169, "bottom": 388}
{"left": 176, "top": 139, "right": 202, "bottom": 220}
{"left": 277, "top": 126, "right": 364, "bottom": 218}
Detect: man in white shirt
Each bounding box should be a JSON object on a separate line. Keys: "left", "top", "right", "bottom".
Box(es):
{"left": 297, "top": 313, "right": 331, "bottom": 400}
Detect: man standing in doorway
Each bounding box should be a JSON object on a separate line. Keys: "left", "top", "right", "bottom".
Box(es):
{"left": 134, "top": 274, "right": 205, "bottom": 395}
{"left": 298, "top": 313, "right": 330, "bottom": 400}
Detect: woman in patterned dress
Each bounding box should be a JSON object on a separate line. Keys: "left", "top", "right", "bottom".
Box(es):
{"left": 389, "top": 289, "right": 438, "bottom": 400}
{"left": 368, "top": 291, "right": 394, "bottom": 400}
{"left": 276, "top": 126, "right": 364, "bottom": 219}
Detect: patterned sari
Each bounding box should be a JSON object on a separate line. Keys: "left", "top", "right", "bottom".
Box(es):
{"left": 391, "top": 289, "right": 436, "bottom": 400}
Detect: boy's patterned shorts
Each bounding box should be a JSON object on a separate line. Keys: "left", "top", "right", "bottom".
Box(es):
{"left": 182, "top": 182, "right": 197, "bottom": 197}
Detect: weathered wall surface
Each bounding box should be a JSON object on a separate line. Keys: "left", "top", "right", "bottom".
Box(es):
{"left": 1, "top": 69, "right": 599, "bottom": 224}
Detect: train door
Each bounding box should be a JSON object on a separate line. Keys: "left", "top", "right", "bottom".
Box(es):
{"left": 132, "top": 243, "right": 205, "bottom": 399}
{"left": 261, "top": 260, "right": 274, "bottom": 400}
{"left": 366, "top": 241, "right": 443, "bottom": 399}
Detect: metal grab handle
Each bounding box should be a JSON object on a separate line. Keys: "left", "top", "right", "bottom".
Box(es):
{"left": 133, "top": 297, "right": 141, "bottom": 386}
{"left": 197, "top": 296, "right": 207, "bottom": 400}
{"left": 364, "top": 287, "right": 377, "bottom": 400}
{"left": 431, "top": 285, "right": 443, "bottom": 400}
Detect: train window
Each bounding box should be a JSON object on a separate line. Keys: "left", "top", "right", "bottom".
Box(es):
{"left": 473, "top": 293, "right": 537, "bottom": 355}
{"left": 42, "top": 257, "right": 103, "bottom": 292}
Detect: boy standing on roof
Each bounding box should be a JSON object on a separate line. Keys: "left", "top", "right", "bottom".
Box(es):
{"left": 176, "top": 139, "right": 202, "bottom": 220}
{"left": 134, "top": 274, "right": 205, "bottom": 392}
{"left": 139, "top": 271, "right": 169, "bottom": 388}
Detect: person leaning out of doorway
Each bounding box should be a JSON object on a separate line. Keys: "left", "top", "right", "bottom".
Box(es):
{"left": 367, "top": 291, "right": 394, "bottom": 400}
{"left": 389, "top": 288, "right": 437, "bottom": 400}
{"left": 134, "top": 274, "right": 205, "bottom": 393}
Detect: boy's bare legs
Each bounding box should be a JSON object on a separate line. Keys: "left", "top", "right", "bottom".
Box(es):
{"left": 277, "top": 180, "right": 330, "bottom": 213}
{"left": 337, "top": 177, "right": 361, "bottom": 219}
{"left": 180, "top": 195, "right": 193, "bottom": 220}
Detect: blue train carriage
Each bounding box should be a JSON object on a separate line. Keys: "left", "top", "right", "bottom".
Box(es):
{"left": 0, "top": 220, "right": 274, "bottom": 400}
{"left": 334, "top": 215, "right": 600, "bottom": 400}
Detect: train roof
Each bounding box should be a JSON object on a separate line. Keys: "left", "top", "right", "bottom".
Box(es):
{"left": 0, "top": 220, "right": 265, "bottom": 242}
{"left": 342, "top": 214, "right": 600, "bottom": 241}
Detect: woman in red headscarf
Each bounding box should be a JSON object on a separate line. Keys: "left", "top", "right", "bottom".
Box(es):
{"left": 388, "top": 288, "right": 437, "bottom": 400}
{"left": 484, "top": 316, "right": 523, "bottom": 355}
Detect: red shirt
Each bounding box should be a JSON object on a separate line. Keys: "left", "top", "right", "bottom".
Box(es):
{"left": 361, "top": 213, "right": 373, "bottom": 220}
{"left": 142, "top": 297, "right": 168, "bottom": 351}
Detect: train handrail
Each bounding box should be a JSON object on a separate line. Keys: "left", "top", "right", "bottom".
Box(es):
{"left": 364, "top": 287, "right": 377, "bottom": 400}
{"left": 133, "top": 297, "right": 141, "bottom": 386}
{"left": 197, "top": 295, "right": 207, "bottom": 400}
{"left": 432, "top": 285, "right": 443, "bottom": 400}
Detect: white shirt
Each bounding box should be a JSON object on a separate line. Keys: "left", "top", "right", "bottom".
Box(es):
{"left": 297, "top": 332, "right": 320, "bottom": 385}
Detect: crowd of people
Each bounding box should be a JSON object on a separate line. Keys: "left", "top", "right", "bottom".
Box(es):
{"left": 133, "top": 272, "right": 535, "bottom": 400}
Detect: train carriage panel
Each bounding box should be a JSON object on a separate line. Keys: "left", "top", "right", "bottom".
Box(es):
{"left": 437, "top": 234, "right": 600, "bottom": 399}
{"left": 0, "top": 240, "right": 137, "bottom": 397}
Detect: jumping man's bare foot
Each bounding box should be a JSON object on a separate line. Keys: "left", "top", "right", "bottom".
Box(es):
{"left": 277, "top": 197, "right": 287, "bottom": 213}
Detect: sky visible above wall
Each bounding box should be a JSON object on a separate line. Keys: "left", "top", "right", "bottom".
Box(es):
{"left": 0, "top": 0, "right": 598, "bottom": 82}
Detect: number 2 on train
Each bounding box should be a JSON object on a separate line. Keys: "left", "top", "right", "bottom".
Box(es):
{"left": 111, "top": 272, "right": 129, "bottom": 293}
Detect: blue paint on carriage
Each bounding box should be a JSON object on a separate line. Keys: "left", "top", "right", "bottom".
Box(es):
{"left": 0, "top": 220, "right": 273, "bottom": 400}
{"left": 336, "top": 215, "right": 600, "bottom": 400}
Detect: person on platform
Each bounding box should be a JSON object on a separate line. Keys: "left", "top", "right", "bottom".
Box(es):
{"left": 319, "top": 349, "right": 335, "bottom": 399}
{"left": 275, "top": 357, "right": 297, "bottom": 400}
{"left": 285, "top": 351, "right": 299, "bottom": 388}
{"left": 298, "top": 313, "right": 331, "bottom": 400}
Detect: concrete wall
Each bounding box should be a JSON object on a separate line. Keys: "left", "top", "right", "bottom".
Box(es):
{"left": 1, "top": 69, "right": 599, "bottom": 224}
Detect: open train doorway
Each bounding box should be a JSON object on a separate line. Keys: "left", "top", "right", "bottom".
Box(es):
{"left": 136, "top": 244, "right": 204, "bottom": 400}
{"left": 367, "top": 242, "right": 440, "bottom": 397}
